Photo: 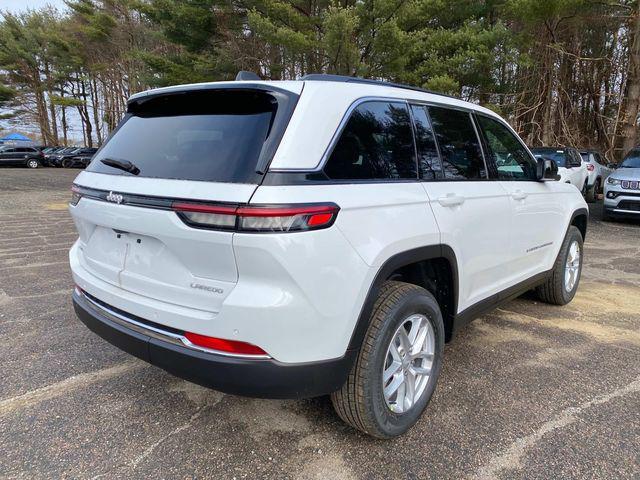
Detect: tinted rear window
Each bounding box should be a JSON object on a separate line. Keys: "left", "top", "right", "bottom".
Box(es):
{"left": 87, "top": 90, "right": 282, "bottom": 183}
{"left": 323, "top": 101, "right": 417, "bottom": 180}
{"left": 428, "top": 106, "right": 486, "bottom": 180}
{"left": 531, "top": 149, "right": 567, "bottom": 167}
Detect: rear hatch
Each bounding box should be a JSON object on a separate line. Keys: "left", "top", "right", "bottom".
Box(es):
{"left": 70, "top": 84, "right": 301, "bottom": 314}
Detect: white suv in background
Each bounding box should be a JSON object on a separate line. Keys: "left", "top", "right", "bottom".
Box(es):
{"left": 580, "top": 149, "right": 613, "bottom": 202}
{"left": 531, "top": 147, "right": 589, "bottom": 195}
{"left": 69, "top": 74, "right": 588, "bottom": 438}
{"left": 603, "top": 149, "right": 640, "bottom": 220}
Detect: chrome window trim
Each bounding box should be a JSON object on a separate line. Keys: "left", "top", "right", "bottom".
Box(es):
{"left": 79, "top": 290, "right": 271, "bottom": 360}
{"left": 469, "top": 111, "right": 491, "bottom": 179}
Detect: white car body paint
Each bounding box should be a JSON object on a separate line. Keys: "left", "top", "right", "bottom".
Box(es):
{"left": 69, "top": 78, "right": 587, "bottom": 365}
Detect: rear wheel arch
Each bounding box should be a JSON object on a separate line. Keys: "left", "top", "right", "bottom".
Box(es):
{"left": 347, "top": 245, "right": 459, "bottom": 351}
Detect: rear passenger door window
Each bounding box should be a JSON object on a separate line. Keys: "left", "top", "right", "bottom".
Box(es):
{"left": 324, "top": 101, "right": 417, "bottom": 180}
{"left": 410, "top": 105, "right": 443, "bottom": 180}
{"left": 427, "top": 106, "right": 487, "bottom": 180}
{"left": 476, "top": 115, "right": 537, "bottom": 181}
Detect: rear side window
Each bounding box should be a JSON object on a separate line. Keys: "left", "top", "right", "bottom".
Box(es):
{"left": 87, "top": 90, "right": 286, "bottom": 183}
{"left": 324, "top": 101, "right": 417, "bottom": 180}
{"left": 428, "top": 107, "right": 486, "bottom": 180}
{"left": 477, "top": 115, "right": 537, "bottom": 181}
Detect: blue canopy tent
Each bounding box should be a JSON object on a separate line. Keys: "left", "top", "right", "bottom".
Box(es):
{"left": 0, "top": 133, "right": 34, "bottom": 146}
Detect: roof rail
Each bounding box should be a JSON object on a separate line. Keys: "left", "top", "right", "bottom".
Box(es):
{"left": 299, "top": 74, "right": 459, "bottom": 100}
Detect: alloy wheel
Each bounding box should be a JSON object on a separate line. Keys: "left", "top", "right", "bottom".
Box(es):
{"left": 382, "top": 314, "right": 435, "bottom": 414}
{"left": 564, "top": 240, "right": 581, "bottom": 292}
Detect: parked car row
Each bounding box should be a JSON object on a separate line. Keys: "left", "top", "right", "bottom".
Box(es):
{"left": 529, "top": 145, "right": 640, "bottom": 221}
{"left": 42, "top": 146, "right": 98, "bottom": 168}
{"left": 530, "top": 146, "right": 616, "bottom": 203}
{"left": 0, "top": 145, "right": 98, "bottom": 169}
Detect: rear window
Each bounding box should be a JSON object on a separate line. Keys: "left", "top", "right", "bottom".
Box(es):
{"left": 531, "top": 149, "right": 567, "bottom": 168}
{"left": 87, "top": 89, "right": 287, "bottom": 183}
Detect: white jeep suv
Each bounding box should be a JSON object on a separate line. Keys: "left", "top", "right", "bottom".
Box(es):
{"left": 69, "top": 74, "right": 588, "bottom": 438}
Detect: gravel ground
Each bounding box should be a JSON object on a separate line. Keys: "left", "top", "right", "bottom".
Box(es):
{"left": 0, "top": 167, "right": 638, "bottom": 479}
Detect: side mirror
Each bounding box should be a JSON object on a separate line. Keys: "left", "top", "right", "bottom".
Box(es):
{"left": 536, "top": 157, "right": 560, "bottom": 181}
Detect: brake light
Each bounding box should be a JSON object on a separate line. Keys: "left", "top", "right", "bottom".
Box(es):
{"left": 172, "top": 202, "right": 339, "bottom": 232}
{"left": 183, "top": 332, "right": 268, "bottom": 356}
{"left": 70, "top": 185, "right": 82, "bottom": 206}
{"left": 586, "top": 164, "right": 595, "bottom": 171}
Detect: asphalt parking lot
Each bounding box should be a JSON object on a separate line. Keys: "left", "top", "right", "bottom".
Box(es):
{"left": 0, "top": 168, "right": 638, "bottom": 479}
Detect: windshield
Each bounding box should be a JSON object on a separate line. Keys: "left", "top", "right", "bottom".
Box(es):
{"left": 621, "top": 150, "right": 640, "bottom": 168}
{"left": 580, "top": 152, "right": 591, "bottom": 163}
{"left": 530, "top": 148, "right": 567, "bottom": 167}
{"left": 87, "top": 89, "right": 286, "bottom": 183}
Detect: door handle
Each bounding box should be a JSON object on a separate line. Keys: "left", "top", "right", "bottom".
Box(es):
{"left": 438, "top": 193, "right": 465, "bottom": 207}
{"left": 511, "top": 190, "right": 528, "bottom": 201}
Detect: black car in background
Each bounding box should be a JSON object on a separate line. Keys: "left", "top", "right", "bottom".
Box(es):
{"left": 60, "top": 147, "right": 98, "bottom": 168}
{"left": 62, "top": 147, "right": 98, "bottom": 168}
{"left": 49, "top": 147, "right": 82, "bottom": 167}
{"left": 0, "top": 145, "right": 45, "bottom": 168}
{"left": 44, "top": 147, "right": 75, "bottom": 166}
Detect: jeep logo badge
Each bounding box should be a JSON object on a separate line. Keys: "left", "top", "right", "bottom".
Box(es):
{"left": 106, "top": 191, "right": 124, "bottom": 204}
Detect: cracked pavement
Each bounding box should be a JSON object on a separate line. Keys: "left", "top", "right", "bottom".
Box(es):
{"left": 0, "top": 168, "right": 639, "bottom": 479}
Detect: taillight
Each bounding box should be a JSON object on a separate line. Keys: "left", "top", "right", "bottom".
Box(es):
{"left": 172, "top": 202, "right": 339, "bottom": 233}
{"left": 70, "top": 185, "right": 82, "bottom": 206}
{"left": 183, "top": 332, "right": 268, "bottom": 356}
{"left": 586, "top": 164, "right": 595, "bottom": 171}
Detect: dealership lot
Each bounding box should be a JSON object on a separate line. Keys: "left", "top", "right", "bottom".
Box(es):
{"left": 0, "top": 169, "right": 638, "bottom": 479}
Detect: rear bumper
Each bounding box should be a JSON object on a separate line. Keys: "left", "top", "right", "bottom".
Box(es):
{"left": 73, "top": 290, "right": 356, "bottom": 399}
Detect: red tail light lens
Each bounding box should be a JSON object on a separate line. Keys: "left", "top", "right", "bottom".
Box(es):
{"left": 183, "top": 332, "right": 268, "bottom": 356}
{"left": 172, "top": 202, "right": 339, "bottom": 232}
{"left": 586, "top": 164, "right": 595, "bottom": 171}
{"left": 70, "top": 185, "right": 82, "bottom": 206}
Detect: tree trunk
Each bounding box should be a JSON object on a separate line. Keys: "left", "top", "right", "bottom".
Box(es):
{"left": 90, "top": 77, "right": 103, "bottom": 145}
{"left": 620, "top": 4, "right": 640, "bottom": 157}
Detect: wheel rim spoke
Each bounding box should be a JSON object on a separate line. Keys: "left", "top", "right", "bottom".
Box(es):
{"left": 383, "top": 359, "right": 402, "bottom": 383}
{"left": 397, "top": 328, "right": 411, "bottom": 355}
{"left": 384, "top": 373, "right": 405, "bottom": 401}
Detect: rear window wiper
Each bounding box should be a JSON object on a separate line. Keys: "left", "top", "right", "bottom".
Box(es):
{"left": 100, "top": 157, "right": 140, "bottom": 175}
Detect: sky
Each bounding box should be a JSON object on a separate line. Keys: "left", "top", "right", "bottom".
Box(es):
{"left": 0, "top": 0, "right": 67, "bottom": 14}
{"left": 0, "top": 0, "right": 86, "bottom": 143}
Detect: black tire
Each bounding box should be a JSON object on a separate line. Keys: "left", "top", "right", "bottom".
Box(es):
{"left": 536, "top": 226, "right": 583, "bottom": 305}
{"left": 26, "top": 158, "right": 39, "bottom": 169}
{"left": 61, "top": 159, "right": 72, "bottom": 168}
{"left": 585, "top": 179, "right": 599, "bottom": 203}
{"left": 581, "top": 180, "right": 588, "bottom": 197}
{"left": 331, "top": 281, "right": 444, "bottom": 438}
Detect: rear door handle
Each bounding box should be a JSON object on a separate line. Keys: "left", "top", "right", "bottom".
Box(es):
{"left": 511, "top": 190, "right": 528, "bottom": 201}
{"left": 438, "top": 193, "right": 465, "bottom": 207}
